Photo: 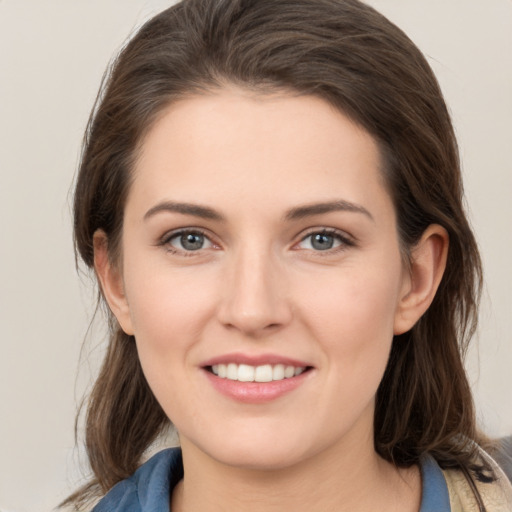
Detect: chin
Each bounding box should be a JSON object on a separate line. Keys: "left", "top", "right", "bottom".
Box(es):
{"left": 186, "top": 423, "right": 328, "bottom": 473}
{"left": 214, "top": 443, "right": 307, "bottom": 472}
{"left": 177, "top": 423, "right": 303, "bottom": 471}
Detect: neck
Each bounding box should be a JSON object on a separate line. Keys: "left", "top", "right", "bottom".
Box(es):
{"left": 171, "top": 431, "right": 421, "bottom": 512}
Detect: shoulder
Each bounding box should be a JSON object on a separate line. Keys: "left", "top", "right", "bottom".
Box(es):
{"left": 92, "top": 448, "right": 183, "bottom": 512}
{"left": 441, "top": 448, "right": 512, "bottom": 512}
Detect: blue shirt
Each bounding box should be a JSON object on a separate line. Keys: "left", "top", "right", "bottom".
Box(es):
{"left": 93, "top": 448, "right": 451, "bottom": 511}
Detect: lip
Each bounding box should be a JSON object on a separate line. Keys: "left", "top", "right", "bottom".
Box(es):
{"left": 201, "top": 352, "right": 311, "bottom": 368}
{"left": 200, "top": 353, "right": 314, "bottom": 404}
{"left": 203, "top": 368, "right": 312, "bottom": 404}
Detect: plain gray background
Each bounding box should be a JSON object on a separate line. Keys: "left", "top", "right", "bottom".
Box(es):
{"left": 1, "top": 1, "right": 511, "bottom": 510}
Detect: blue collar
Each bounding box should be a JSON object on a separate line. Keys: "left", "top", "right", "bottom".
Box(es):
{"left": 419, "top": 454, "right": 451, "bottom": 511}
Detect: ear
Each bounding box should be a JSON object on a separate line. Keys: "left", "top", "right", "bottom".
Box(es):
{"left": 394, "top": 224, "right": 449, "bottom": 335}
{"left": 93, "top": 230, "right": 134, "bottom": 335}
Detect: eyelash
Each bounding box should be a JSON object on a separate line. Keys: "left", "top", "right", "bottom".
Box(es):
{"left": 159, "top": 228, "right": 216, "bottom": 256}
{"left": 158, "top": 227, "right": 355, "bottom": 256}
{"left": 295, "top": 228, "right": 355, "bottom": 254}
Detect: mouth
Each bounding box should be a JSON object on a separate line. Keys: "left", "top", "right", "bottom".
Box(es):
{"left": 207, "top": 363, "right": 311, "bottom": 383}
{"left": 201, "top": 354, "right": 314, "bottom": 403}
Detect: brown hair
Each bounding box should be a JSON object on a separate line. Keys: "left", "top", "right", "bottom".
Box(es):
{"left": 68, "top": 0, "right": 488, "bottom": 507}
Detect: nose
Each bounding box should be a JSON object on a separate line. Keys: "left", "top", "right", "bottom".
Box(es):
{"left": 217, "top": 246, "right": 292, "bottom": 337}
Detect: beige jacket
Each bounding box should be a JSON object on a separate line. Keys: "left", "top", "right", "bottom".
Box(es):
{"left": 443, "top": 453, "right": 512, "bottom": 512}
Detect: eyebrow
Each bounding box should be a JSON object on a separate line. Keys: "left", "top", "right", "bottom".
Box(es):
{"left": 143, "top": 199, "right": 373, "bottom": 223}
{"left": 144, "top": 201, "right": 225, "bottom": 221}
{"left": 285, "top": 200, "right": 374, "bottom": 222}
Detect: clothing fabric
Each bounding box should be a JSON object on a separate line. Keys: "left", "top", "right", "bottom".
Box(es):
{"left": 92, "top": 447, "right": 512, "bottom": 512}
{"left": 443, "top": 449, "right": 512, "bottom": 512}
{"left": 93, "top": 449, "right": 183, "bottom": 512}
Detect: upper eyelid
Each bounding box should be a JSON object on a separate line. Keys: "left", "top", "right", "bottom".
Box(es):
{"left": 296, "top": 227, "right": 355, "bottom": 243}
{"left": 157, "top": 226, "right": 355, "bottom": 249}
{"left": 159, "top": 228, "right": 219, "bottom": 256}
{"left": 160, "top": 227, "right": 213, "bottom": 243}
{"left": 291, "top": 229, "right": 357, "bottom": 255}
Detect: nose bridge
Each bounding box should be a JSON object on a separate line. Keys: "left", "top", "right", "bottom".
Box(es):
{"left": 219, "top": 241, "right": 290, "bottom": 335}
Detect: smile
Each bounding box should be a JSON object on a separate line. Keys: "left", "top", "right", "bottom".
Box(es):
{"left": 210, "top": 363, "right": 307, "bottom": 382}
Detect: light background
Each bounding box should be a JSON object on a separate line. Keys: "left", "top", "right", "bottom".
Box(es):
{"left": 0, "top": 1, "right": 510, "bottom": 511}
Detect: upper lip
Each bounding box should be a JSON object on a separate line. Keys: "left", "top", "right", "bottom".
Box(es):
{"left": 201, "top": 353, "right": 312, "bottom": 368}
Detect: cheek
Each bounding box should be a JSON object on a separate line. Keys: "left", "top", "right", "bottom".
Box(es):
{"left": 121, "top": 260, "right": 218, "bottom": 389}
{"left": 301, "top": 264, "right": 401, "bottom": 340}
{"left": 124, "top": 268, "right": 214, "bottom": 421}
{"left": 297, "top": 260, "right": 403, "bottom": 382}
{"left": 125, "top": 259, "right": 211, "bottom": 334}
{"left": 300, "top": 270, "right": 401, "bottom": 431}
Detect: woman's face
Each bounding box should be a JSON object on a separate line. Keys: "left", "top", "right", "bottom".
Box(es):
{"left": 109, "top": 88, "right": 413, "bottom": 470}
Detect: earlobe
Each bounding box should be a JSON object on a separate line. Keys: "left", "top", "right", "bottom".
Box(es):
{"left": 93, "top": 230, "right": 134, "bottom": 335}
{"left": 394, "top": 224, "right": 449, "bottom": 335}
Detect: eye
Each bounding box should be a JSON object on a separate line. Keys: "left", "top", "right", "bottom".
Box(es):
{"left": 296, "top": 230, "right": 353, "bottom": 251}
{"left": 165, "top": 230, "right": 214, "bottom": 252}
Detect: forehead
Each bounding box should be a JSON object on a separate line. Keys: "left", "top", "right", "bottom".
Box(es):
{"left": 129, "top": 88, "right": 391, "bottom": 220}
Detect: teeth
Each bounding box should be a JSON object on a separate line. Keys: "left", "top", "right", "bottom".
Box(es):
{"left": 238, "top": 364, "right": 255, "bottom": 382}
{"left": 211, "top": 363, "right": 306, "bottom": 382}
{"left": 218, "top": 364, "right": 227, "bottom": 378}
{"left": 226, "top": 363, "right": 238, "bottom": 380}
{"left": 284, "top": 365, "right": 295, "bottom": 378}
{"left": 272, "top": 364, "right": 285, "bottom": 380}
{"left": 254, "top": 364, "right": 273, "bottom": 382}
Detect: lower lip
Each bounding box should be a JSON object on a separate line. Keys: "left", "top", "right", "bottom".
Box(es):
{"left": 203, "top": 369, "right": 311, "bottom": 404}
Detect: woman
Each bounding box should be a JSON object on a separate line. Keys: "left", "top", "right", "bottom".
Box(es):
{"left": 65, "top": 0, "right": 512, "bottom": 510}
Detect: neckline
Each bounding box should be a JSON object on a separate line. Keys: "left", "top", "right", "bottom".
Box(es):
{"left": 94, "top": 448, "right": 451, "bottom": 511}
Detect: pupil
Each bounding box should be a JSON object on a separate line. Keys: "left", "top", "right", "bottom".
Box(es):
{"left": 181, "top": 233, "right": 203, "bottom": 250}
{"left": 312, "top": 233, "right": 333, "bottom": 250}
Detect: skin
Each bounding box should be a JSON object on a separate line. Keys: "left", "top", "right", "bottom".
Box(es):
{"left": 95, "top": 87, "right": 448, "bottom": 512}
